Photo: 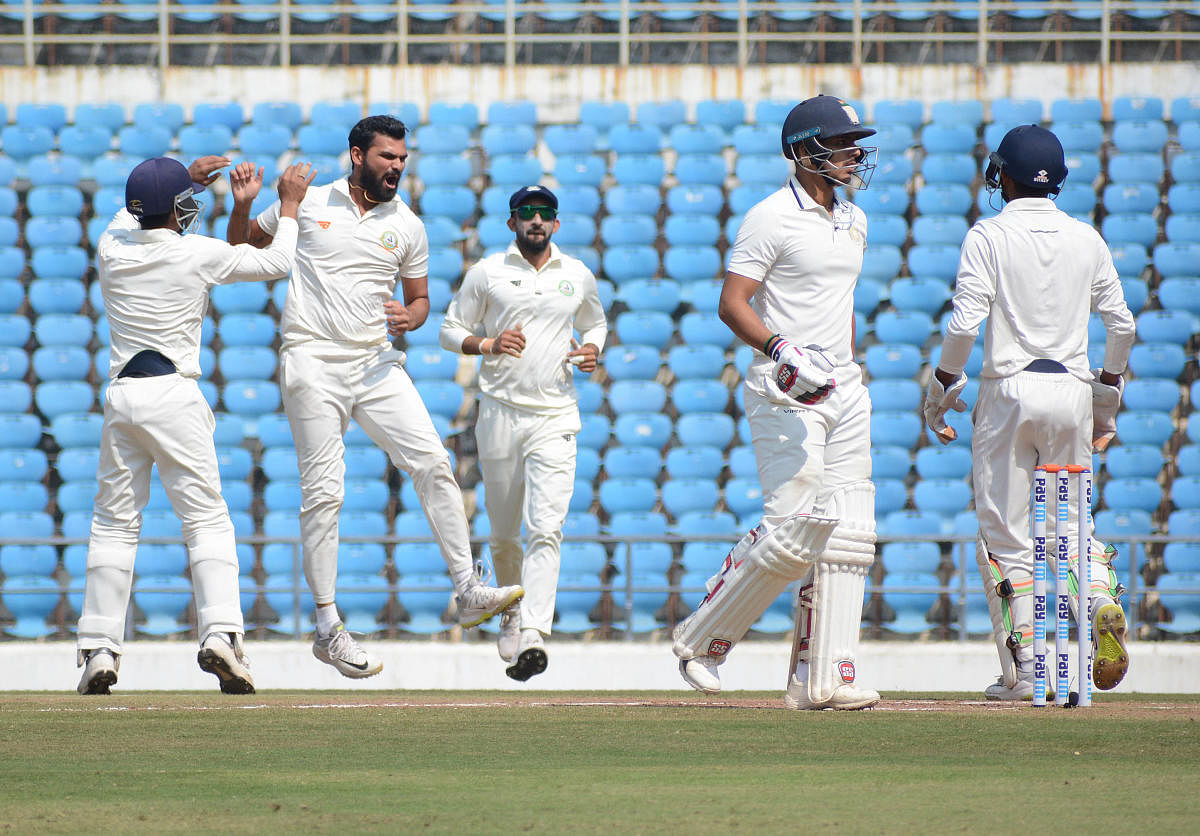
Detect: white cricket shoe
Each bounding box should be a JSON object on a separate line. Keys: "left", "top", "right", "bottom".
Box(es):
{"left": 784, "top": 676, "right": 880, "bottom": 710}
{"left": 77, "top": 648, "right": 119, "bottom": 695}
{"left": 1092, "top": 601, "right": 1129, "bottom": 690}
{"left": 457, "top": 583, "right": 524, "bottom": 628}
{"left": 679, "top": 656, "right": 722, "bottom": 695}
{"left": 312, "top": 623, "right": 383, "bottom": 679}
{"left": 497, "top": 605, "right": 521, "bottom": 662}
{"left": 197, "top": 632, "right": 256, "bottom": 694}
{"left": 505, "top": 629, "right": 548, "bottom": 682}
{"left": 984, "top": 676, "right": 1035, "bottom": 701}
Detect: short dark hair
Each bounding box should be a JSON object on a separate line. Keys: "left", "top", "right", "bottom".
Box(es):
{"left": 1005, "top": 178, "right": 1053, "bottom": 200}
{"left": 138, "top": 212, "right": 173, "bottom": 230}
{"left": 348, "top": 115, "right": 408, "bottom": 155}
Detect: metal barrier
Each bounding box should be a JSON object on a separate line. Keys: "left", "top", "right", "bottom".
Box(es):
{"left": 0, "top": 1, "right": 1197, "bottom": 69}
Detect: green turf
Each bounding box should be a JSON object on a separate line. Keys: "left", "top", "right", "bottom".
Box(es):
{"left": 2, "top": 692, "right": 1197, "bottom": 834}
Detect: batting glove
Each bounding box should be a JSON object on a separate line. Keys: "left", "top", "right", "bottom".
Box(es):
{"left": 1090, "top": 369, "right": 1124, "bottom": 452}
{"left": 922, "top": 372, "right": 969, "bottom": 445}
{"left": 765, "top": 336, "right": 836, "bottom": 405}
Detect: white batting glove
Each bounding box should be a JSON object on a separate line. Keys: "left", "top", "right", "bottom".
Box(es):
{"left": 766, "top": 336, "right": 836, "bottom": 405}
{"left": 1090, "top": 369, "right": 1124, "bottom": 452}
{"left": 922, "top": 372, "right": 969, "bottom": 445}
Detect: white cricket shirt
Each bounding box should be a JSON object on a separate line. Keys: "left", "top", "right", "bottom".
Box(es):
{"left": 726, "top": 176, "right": 867, "bottom": 399}
{"left": 439, "top": 242, "right": 608, "bottom": 413}
{"left": 939, "top": 198, "right": 1135, "bottom": 381}
{"left": 257, "top": 179, "right": 429, "bottom": 348}
{"left": 98, "top": 209, "right": 298, "bottom": 379}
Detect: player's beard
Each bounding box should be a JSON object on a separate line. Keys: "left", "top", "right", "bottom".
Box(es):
{"left": 515, "top": 224, "right": 551, "bottom": 256}
{"left": 358, "top": 165, "right": 398, "bottom": 203}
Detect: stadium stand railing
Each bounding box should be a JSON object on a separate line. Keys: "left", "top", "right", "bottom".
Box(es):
{"left": 0, "top": 1, "right": 1197, "bottom": 68}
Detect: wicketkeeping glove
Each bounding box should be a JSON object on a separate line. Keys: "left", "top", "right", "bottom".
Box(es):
{"left": 765, "top": 336, "right": 836, "bottom": 405}
{"left": 922, "top": 373, "right": 969, "bottom": 445}
{"left": 1090, "top": 369, "right": 1124, "bottom": 452}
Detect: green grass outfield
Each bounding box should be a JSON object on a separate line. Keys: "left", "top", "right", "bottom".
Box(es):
{"left": 3, "top": 692, "right": 1198, "bottom": 834}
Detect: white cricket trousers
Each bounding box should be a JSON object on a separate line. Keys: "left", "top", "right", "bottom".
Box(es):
{"left": 279, "top": 341, "right": 476, "bottom": 605}
{"left": 744, "top": 368, "right": 873, "bottom": 522}
{"left": 972, "top": 371, "right": 1092, "bottom": 577}
{"left": 77, "top": 375, "right": 244, "bottom": 655}
{"left": 475, "top": 397, "right": 579, "bottom": 635}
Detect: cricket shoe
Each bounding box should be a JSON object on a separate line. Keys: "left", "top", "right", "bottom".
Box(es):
{"left": 679, "top": 656, "right": 721, "bottom": 695}
{"left": 77, "top": 648, "right": 119, "bottom": 695}
{"left": 457, "top": 583, "right": 524, "bottom": 629}
{"left": 505, "top": 629, "right": 548, "bottom": 682}
{"left": 1092, "top": 601, "right": 1129, "bottom": 690}
{"left": 198, "top": 632, "right": 256, "bottom": 694}
{"left": 783, "top": 677, "right": 880, "bottom": 710}
{"left": 497, "top": 605, "right": 521, "bottom": 662}
{"left": 312, "top": 623, "right": 382, "bottom": 679}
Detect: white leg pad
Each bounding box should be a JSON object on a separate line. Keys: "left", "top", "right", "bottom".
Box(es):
{"left": 795, "top": 481, "right": 877, "bottom": 704}
{"left": 672, "top": 513, "right": 838, "bottom": 663}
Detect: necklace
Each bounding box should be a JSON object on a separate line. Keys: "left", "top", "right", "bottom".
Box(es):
{"left": 349, "top": 182, "right": 385, "bottom": 205}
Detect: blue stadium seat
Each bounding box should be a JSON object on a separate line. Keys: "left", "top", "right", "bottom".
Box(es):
{"left": 852, "top": 183, "right": 908, "bottom": 216}
{"left": 661, "top": 477, "right": 720, "bottom": 518}
{"left": 663, "top": 246, "right": 720, "bottom": 283}
{"left": 1113, "top": 96, "right": 1164, "bottom": 123}
{"left": 0, "top": 126, "right": 54, "bottom": 162}
{"left": 1102, "top": 213, "right": 1159, "bottom": 248}
{"left": 870, "top": 410, "right": 923, "bottom": 448}
{"left": 695, "top": 98, "right": 745, "bottom": 135}
{"left": 915, "top": 182, "right": 973, "bottom": 216}
{"left": 1166, "top": 214, "right": 1200, "bottom": 243}
{"left": 662, "top": 213, "right": 720, "bottom": 248}
{"left": 598, "top": 477, "right": 657, "bottom": 515}
{"left": 872, "top": 445, "right": 912, "bottom": 480}
{"left": 1122, "top": 379, "right": 1181, "bottom": 414}
{"left": 1115, "top": 410, "right": 1175, "bottom": 448}
{"left": 665, "top": 445, "right": 723, "bottom": 480}
{"left": 990, "top": 97, "right": 1043, "bottom": 125}
{"left": 906, "top": 244, "right": 961, "bottom": 281}
{"left": 669, "top": 123, "right": 726, "bottom": 155}
{"left": 881, "top": 572, "right": 940, "bottom": 634}
{"left": 864, "top": 343, "right": 923, "bottom": 379}
{"left": 667, "top": 343, "right": 726, "bottom": 380}
{"left": 1128, "top": 342, "right": 1187, "bottom": 379}
{"left": 543, "top": 124, "right": 598, "bottom": 156}
{"left": 1054, "top": 183, "right": 1098, "bottom": 217}
{"left": 871, "top": 155, "right": 914, "bottom": 186}
{"left": 609, "top": 124, "right": 663, "bottom": 154}
{"left": 915, "top": 445, "right": 972, "bottom": 480}
{"left": 889, "top": 276, "right": 951, "bottom": 314}
{"left": 613, "top": 412, "right": 671, "bottom": 449}
{"left": 1109, "top": 152, "right": 1164, "bottom": 185}
{"left": 672, "top": 410, "right": 733, "bottom": 448}
{"left": 1137, "top": 310, "right": 1197, "bottom": 344}
{"left": 608, "top": 380, "right": 667, "bottom": 415}
{"left": 874, "top": 310, "right": 935, "bottom": 345}
{"left": 671, "top": 380, "right": 729, "bottom": 414}
{"left": 578, "top": 100, "right": 630, "bottom": 142}
{"left": 637, "top": 100, "right": 687, "bottom": 134}
{"left": 929, "top": 99, "right": 983, "bottom": 125}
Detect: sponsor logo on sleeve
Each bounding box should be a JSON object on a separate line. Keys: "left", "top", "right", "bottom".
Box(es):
{"left": 380, "top": 230, "right": 399, "bottom": 250}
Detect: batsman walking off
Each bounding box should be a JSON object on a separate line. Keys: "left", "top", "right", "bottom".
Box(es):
{"left": 77, "top": 155, "right": 314, "bottom": 695}
{"left": 923, "top": 124, "right": 1135, "bottom": 700}
{"left": 672, "top": 95, "right": 881, "bottom": 710}
{"left": 441, "top": 185, "right": 607, "bottom": 681}
{"left": 227, "top": 115, "right": 523, "bottom": 679}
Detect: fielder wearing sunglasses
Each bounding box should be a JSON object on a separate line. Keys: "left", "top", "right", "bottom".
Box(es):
{"left": 512, "top": 204, "right": 558, "bottom": 220}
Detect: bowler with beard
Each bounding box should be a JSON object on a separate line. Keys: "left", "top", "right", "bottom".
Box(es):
{"left": 441, "top": 185, "right": 607, "bottom": 681}
{"left": 227, "top": 115, "right": 524, "bottom": 678}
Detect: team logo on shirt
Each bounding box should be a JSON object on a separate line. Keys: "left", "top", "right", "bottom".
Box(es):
{"left": 380, "top": 231, "right": 399, "bottom": 250}
{"left": 317, "top": 221, "right": 331, "bottom": 229}
{"left": 557, "top": 280, "right": 574, "bottom": 297}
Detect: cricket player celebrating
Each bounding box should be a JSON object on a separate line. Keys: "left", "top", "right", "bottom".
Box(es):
{"left": 440, "top": 185, "right": 607, "bottom": 681}
{"left": 672, "top": 95, "right": 881, "bottom": 710}
{"left": 923, "top": 124, "right": 1135, "bottom": 700}
{"left": 76, "top": 156, "right": 314, "bottom": 695}
{"left": 227, "top": 116, "right": 522, "bottom": 679}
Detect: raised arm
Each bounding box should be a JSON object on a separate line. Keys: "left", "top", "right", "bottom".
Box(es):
{"left": 225, "top": 161, "right": 278, "bottom": 248}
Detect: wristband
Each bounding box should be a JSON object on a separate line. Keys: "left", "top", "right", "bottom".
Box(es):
{"left": 763, "top": 334, "right": 783, "bottom": 357}
{"left": 481, "top": 338, "right": 495, "bottom": 356}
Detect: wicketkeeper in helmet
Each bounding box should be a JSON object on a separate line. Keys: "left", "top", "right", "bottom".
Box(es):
{"left": 672, "top": 94, "right": 881, "bottom": 710}
{"left": 923, "top": 124, "right": 1136, "bottom": 700}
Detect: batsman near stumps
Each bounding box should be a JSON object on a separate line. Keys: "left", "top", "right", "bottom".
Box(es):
{"left": 672, "top": 95, "right": 881, "bottom": 710}
{"left": 923, "top": 124, "right": 1136, "bottom": 700}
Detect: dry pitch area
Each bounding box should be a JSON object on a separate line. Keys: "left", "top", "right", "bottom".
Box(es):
{"left": 3, "top": 692, "right": 1198, "bottom": 833}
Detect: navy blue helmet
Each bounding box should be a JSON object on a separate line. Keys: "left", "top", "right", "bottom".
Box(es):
{"left": 780, "top": 95, "right": 878, "bottom": 190}
{"left": 985, "top": 124, "right": 1068, "bottom": 197}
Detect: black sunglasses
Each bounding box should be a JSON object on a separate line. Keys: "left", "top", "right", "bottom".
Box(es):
{"left": 512, "top": 205, "right": 557, "bottom": 220}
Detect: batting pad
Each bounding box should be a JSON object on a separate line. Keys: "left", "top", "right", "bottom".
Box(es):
{"left": 798, "top": 481, "right": 877, "bottom": 704}
{"left": 672, "top": 513, "right": 838, "bottom": 663}
{"left": 76, "top": 525, "right": 138, "bottom": 653}
{"left": 975, "top": 539, "right": 1034, "bottom": 688}
{"left": 1060, "top": 540, "right": 1122, "bottom": 624}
